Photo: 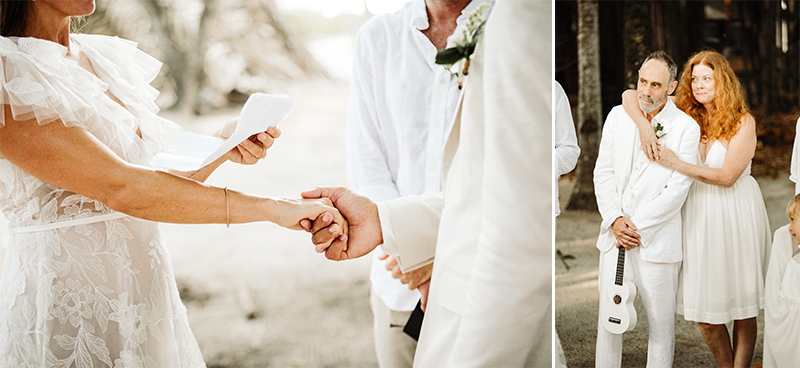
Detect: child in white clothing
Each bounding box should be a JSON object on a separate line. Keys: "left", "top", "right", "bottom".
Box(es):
{"left": 763, "top": 194, "right": 800, "bottom": 368}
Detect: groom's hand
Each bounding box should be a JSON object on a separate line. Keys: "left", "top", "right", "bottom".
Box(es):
{"left": 378, "top": 253, "right": 432, "bottom": 290}
{"left": 612, "top": 216, "right": 641, "bottom": 250}
{"left": 300, "top": 187, "right": 383, "bottom": 261}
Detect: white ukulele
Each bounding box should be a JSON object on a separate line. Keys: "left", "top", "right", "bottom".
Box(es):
{"left": 601, "top": 246, "right": 637, "bottom": 334}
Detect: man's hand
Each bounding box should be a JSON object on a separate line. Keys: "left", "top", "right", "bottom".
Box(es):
{"left": 418, "top": 280, "right": 430, "bottom": 312}
{"left": 378, "top": 253, "right": 433, "bottom": 290}
{"left": 612, "top": 216, "right": 641, "bottom": 250}
{"left": 299, "top": 187, "right": 383, "bottom": 260}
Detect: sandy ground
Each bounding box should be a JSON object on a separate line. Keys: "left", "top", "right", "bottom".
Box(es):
{"left": 556, "top": 173, "right": 794, "bottom": 368}
{"left": 157, "top": 81, "right": 378, "bottom": 368}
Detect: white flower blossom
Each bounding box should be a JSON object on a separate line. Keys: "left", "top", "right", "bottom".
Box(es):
{"left": 109, "top": 293, "right": 149, "bottom": 346}
{"left": 51, "top": 279, "right": 95, "bottom": 327}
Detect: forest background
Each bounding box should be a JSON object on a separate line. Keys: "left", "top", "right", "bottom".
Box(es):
{"left": 556, "top": 1, "right": 800, "bottom": 366}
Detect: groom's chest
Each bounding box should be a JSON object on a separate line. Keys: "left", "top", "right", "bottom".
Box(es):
{"left": 613, "top": 119, "right": 678, "bottom": 191}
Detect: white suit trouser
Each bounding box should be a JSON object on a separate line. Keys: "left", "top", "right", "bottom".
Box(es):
{"left": 595, "top": 246, "right": 680, "bottom": 368}
{"left": 370, "top": 290, "right": 417, "bottom": 368}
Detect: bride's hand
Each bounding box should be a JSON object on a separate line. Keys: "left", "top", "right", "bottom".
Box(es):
{"left": 654, "top": 144, "right": 679, "bottom": 170}
{"left": 638, "top": 124, "right": 658, "bottom": 161}
{"left": 272, "top": 197, "right": 348, "bottom": 248}
{"left": 216, "top": 118, "right": 282, "bottom": 165}
{"left": 622, "top": 89, "right": 658, "bottom": 161}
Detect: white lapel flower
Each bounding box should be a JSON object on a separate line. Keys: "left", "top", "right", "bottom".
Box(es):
{"left": 435, "top": 2, "right": 492, "bottom": 88}
{"left": 653, "top": 120, "right": 669, "bottom": 140}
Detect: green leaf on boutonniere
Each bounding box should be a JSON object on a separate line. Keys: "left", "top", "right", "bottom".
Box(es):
{"left": 473, "top": 21, "right": 486, "bottom": 41}
{"left": 435, "top": 47, "right": 465, "bottom": 65}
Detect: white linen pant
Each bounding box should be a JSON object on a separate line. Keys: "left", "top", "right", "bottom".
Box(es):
{"left": 370, "top": 290, "right": 417, "bottom": 368}
{"left": 595, "top": 246, "right": 680, "bottom": 368}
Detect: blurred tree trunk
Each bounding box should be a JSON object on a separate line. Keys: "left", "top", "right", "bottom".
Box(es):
{"left": 566, "top": 0, "right": 601, "bottom": 212}
{"left": 138, "top": 0, "right": 190, "bottom": 111}
{"left": 188, "top": 0, "right": 215, "bottom": 115}
{"left": 760, "top": 0, "right": 778, "bottom": 108}
{"left": 651, "top": 0, "right": 704, "bottom": 68}
{"left": 91, "top": 0, "right": 327, "bottom": 114}
{"left": 623, "top": 1, "right": 651, "bottom": 88}
{"left": 740, "top": 1, "right": 762, "bottom": 105}
{"left": 258, "top": 0, "right": 326, "bottom": 79}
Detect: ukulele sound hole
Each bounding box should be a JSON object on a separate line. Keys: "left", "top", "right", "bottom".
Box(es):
{"left": 613, "top": 295, "right": 621, "bottom": 304}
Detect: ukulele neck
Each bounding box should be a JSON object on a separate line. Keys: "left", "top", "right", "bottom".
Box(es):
{"left": 614, "top": 247, "right": 626, "bottom": 286}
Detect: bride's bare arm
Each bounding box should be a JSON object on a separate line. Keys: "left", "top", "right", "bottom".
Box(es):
{"left": 0, "top": 110, "right": 344, "bottom": 234}
{"left": 621, "top": 89, "right": 659, "bottom": 160}
{"left": 656, "top": 115, "right": 756, "bottom": 187}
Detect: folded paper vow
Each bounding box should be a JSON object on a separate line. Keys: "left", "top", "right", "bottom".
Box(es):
{"left": 150, "top": 93, "right": 299, "bottom": 171}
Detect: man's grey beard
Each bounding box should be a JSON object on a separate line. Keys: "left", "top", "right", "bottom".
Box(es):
{"left": 638, "top": 92, "right": 668, "bottom": 114}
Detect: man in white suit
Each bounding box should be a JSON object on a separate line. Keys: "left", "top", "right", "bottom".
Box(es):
{"left": 300, "top": 0, "right": 551, "bottom": 366}
{"left": 593, "top": 51, "right": 700, "bottom": 368}
{"left": 345, "top": 1, "right": 493, "bottom": 366}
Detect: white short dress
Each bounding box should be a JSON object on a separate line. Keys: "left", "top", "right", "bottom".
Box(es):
{"left": 677, "top": 141, "right": 771, "bottom": 324}
{"left": 0, "top": 34, "right": 205, "bottom": 367}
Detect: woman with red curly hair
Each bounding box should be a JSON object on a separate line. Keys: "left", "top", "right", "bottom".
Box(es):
{"left": 622, "top": 50, "right": 770, "bottom": 368}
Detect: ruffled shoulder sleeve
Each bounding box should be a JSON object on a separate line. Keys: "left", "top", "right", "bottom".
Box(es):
{"left": 71, "top": 34, "right": 180, "bottom": 157}
{"left": 0, "top": 34, "right": 180, "bottom": 163}
{"left": 72, "top": 34, "right": 181, "bottom": 160}
{"left": 0, "top": 35, "right": 108, "bottom": 128}
{"left": 71, "top": 34, "right": 163, "bottom": 114}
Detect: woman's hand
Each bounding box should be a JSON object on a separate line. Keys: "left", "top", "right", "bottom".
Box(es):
{"left": 216, "top": 118, "right": 281, "bottom": 165}
{"left": 622, "top": 89, "right": 659, "bottom": 161}
{"left": 655, "top": 144, "right": 679, "bottom": 170}
{"left": 638, "top": 125, "right": 659, "bottom": 161}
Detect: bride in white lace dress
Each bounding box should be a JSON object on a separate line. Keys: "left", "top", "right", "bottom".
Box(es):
{"left": 0, "top": 1, "right": 346, "bottom": 366}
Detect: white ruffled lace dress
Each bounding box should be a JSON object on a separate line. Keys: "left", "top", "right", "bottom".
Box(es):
{"left": 0, "top": 34, "right": 206, "bottom": 367}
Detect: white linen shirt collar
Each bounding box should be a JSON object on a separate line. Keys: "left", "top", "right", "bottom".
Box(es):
{"left": 409, "top": 0, "right": 491, "bottom": 30}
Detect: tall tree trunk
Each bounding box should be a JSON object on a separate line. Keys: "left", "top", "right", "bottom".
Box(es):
{"left": 760, "top": 1, "right": 778, "bottom": 108}
{"left": 566, "top": 0, "right": 602, "bottom": 212}
{"left": 651, "top": 0, "right": 704, "bottom": 66}
{"left": 138, "top": 0, "right": 188, "bottom": 111}
{"left": 188, "top": 0, "right": 215, "bottom": 115}
{"left": 623, "top": 1, "right": 651, "bottom": 88}
{"left": 260, "top": 0, "right": 328, "bottom": 78}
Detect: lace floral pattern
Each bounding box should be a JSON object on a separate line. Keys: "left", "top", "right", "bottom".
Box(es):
{"left": 0, "top": 34, "right": 204, "bottom": 367}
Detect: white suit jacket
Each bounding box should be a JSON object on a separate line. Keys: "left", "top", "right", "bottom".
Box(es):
{"left": 377, "top": 0, "right": 552, "bottom": 366}
{"left": 593, "top": 100, "right": 700, "bottom": 263}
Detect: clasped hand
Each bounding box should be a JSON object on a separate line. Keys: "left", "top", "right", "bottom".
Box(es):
{"left": 612, "top": 216, "right": 640, "bottom": 250}
{"left": 297, "top": 187, "right": 383, "bottom": 260}
{"left": 297, "top": 187, "right": 431, "bottom": 310}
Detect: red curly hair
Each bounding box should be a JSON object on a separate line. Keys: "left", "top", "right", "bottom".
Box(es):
{"left": 675, "top": 50, "right": 750, "bottom": 141}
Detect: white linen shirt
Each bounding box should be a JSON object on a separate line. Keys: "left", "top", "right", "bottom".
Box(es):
{"left": 346, "top": 0, "right": 492, "bottom": 311}
{"left": 554, "top": 81, "right": 580, "bottom": 216}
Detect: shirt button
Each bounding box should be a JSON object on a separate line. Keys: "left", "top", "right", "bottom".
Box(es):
{"left": 434, "top": 121, "right": 441, "bottom": 127}
{"left": 439, "top": 78, "right": 446, "bottom": 84}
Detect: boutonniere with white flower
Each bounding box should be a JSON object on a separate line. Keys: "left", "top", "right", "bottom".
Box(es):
{"left": 435, "top": 2, "right": 492, "bottom": 89}
{"left": 653, "top": 121, "right": 668, "bottom": 140}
